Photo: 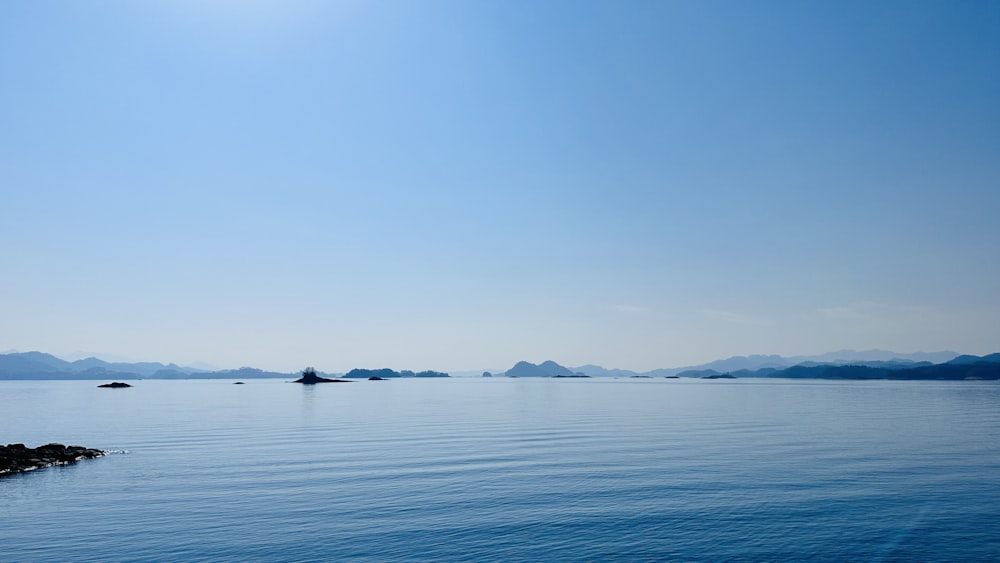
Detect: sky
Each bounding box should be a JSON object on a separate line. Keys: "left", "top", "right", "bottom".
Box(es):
{"left": 2, "top": 0, "right": 998, "bottom": 373}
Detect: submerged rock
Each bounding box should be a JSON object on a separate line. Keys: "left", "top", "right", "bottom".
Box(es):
{"left": 0, "top": 443, "right": 107, "bottom": 477}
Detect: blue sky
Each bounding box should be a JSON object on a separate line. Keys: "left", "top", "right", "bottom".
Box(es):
{"left": 2, "top": 0, "right": 998, "bottom": 373}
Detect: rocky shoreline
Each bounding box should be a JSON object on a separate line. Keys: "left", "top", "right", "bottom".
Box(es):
{"left": 0, "top": 443, "right": 107, "bottom": 477}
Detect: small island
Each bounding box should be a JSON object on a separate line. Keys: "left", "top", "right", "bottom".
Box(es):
{"left": 293, "top": 367, "right": 352, "bottom": 384}
{"left": 98, "top": 381, "right": 132, "bottom": 388}
{"left": 1, "top": 443, "right": 107, "bottom": 477}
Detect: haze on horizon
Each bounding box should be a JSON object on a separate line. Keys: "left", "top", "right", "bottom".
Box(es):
{"left": 2, "top": 1, "right": 998, "bottom": 374}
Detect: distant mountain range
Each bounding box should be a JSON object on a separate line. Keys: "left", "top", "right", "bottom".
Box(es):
{"left": 565, "top": 350, "right": 963, "bottom": 378}
{"left": 506, "top": 351, "right": 1000, "bottom": 380}
{"left": 0, "top": 352, "right": 449, "bottom": 381}
{"left": 2, "top": 349, "right": 997, "bottom": 381}
{"left": 0, "top": 351, "right": 287, "bottom": 380}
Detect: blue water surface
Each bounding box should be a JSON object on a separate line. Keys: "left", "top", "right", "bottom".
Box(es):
{"left": 2, "top": 377, "right": 999, "bottom": 561}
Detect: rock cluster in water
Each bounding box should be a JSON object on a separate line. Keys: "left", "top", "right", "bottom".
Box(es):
{"left": 0, "top": 443, "right": 107, "bottom": 477}
{"left": 293, "top": 368, "right": 351, "bottom": 384}
{"left": 98, "top": 381, "right": 132, "bottom": 388}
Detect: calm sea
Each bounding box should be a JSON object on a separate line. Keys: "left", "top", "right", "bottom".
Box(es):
{"left": 2, "top": 378, "right": 999, "bottom": 562}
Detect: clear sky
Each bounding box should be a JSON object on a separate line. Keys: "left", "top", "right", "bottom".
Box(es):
{"left": 2, "top": 0, "right": 998, "bottom": 373}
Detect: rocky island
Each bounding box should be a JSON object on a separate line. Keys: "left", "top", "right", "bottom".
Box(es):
{"left": 1, "top": 443, "right": 107, "bottom": 477}
{"left": 293, "top": 367, "right": 352, "bottom": 384}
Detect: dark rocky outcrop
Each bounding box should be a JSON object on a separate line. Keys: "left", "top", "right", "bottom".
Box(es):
{"left": 0, "top": 443, "right": 107, "bottom": 477}
{"left": 368, "top": 376, "right": 388, "bottom": 381}
{"left": 293, "top": 368, "right": 351, "bottom": 384}
{"left": 98, "top": 381, "right": 132, "bottom": 388}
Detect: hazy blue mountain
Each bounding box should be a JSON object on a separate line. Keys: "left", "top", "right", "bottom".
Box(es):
{"left": 646, "top": 350, "right": 961, "bottom": 377}
{"left": 68, "top": 357, "right": 201, "bottom": 377}
{"left": 572, "top": 364, "right": 640, "bottom": 377}
{"left": 506, "top": 351, "right": 970, "bottom": 379}
{"left": 0, "top": 353, "right": 73, "bottom": 379}
{"left": 689, "top": 354, "right": 791, "bottom": 373}
{"left": 0, "top": 352, "right": 451, "bottom": 380}
{"left": 0, "top": 353, "right": 143, "bottom": 380}
{"left": 947, "top": 353, "right": 1000, "bottom": 365}
{"left": 638, "top": 354, "right": 793, "bottom": 377}
{"left": 787, "top": 349, "right": 960, "bottom": 365}
{"left": 794, "top": 360, "right": 932, "bottom": 369}
{"left": 8, "top": 351, "right": 72, "bottom": 371}
{"left": 0, "top": 354, "right": 58, "bottom": 373}
{"left": 0, "top": 352, "right": 263, "bottom": 380}
{"left": 504, "top": 361, "right": 550, "bottom": 377}
{"left": 505, "top": 361, "right": 582, "bottom": 377}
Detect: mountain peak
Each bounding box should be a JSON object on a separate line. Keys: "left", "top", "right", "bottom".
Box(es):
{"left": 505, "top": 360, "right": 577, "bottom": 377}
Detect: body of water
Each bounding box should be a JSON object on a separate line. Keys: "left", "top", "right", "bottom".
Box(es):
{"left": 2, "top": 377, "right": 999, "bottom": 561}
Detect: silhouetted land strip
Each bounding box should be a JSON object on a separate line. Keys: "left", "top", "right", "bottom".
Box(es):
{"left": 344, "top": 368, "right": 449, "bottom": 378}
{"left": 98, "top": 381, "right": 132, "bottom": 388}
{"left": 766, "top": 361, "right": 1000, "bottom": 380}
{"left": 2, "top": 351, "right": 999, "bottom": 381}
{"left": 1, "top": 443, "right": 106, "bottom": 477}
